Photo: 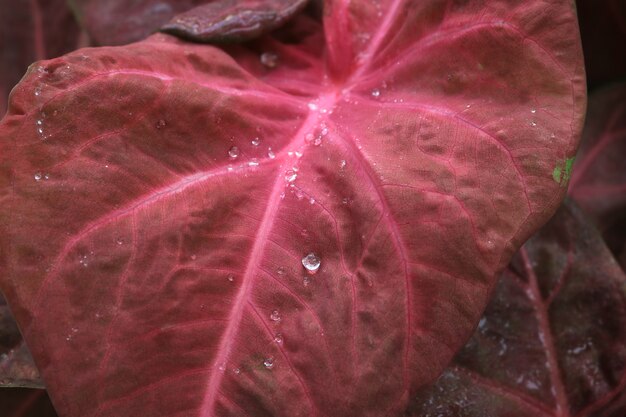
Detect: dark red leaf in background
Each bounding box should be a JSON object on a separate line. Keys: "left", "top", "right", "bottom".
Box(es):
{"left": 0, "top": 388, "right": 58, "bottom": 417}
{"left": 0, "top": 1, "right": 585, "bottom": 416}
{"left": 0, "top": 0, "right": 82, "bottom": 116}
{"left": 1, "top": 295, "right": 41, "bottom": 388}
{"left": 68, "top": 0, "right": 210, "bottom": 45}
{"left": 576, "top": 0, "right": 626, "bottom": 90}
{"left": 408, "top": 201, "right": 626, "bottom": 417}
{"left": 569, "top": 83, "right": 626, "bottom": 269}
{"left": 161, "top": 0, "right": 309, "bottom": 43}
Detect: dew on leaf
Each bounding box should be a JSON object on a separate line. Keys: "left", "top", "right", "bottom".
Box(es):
{"left": 303, "top": 276, "right": 311, "bottom": 286}
{"left": 285, "top": 169, "right": 297, "bottom": 182}
{"left": 251, "top": 137, "right": 260, "bottom": 146}
{"left": 248, "top": 159, "right": 259, "bottom": 167}
{"left": 228, "top": 146, "right": 240, "bottom": 159}
{"left": 260, "top": 52, "right": 278, "bottom": 68}
{"left": 274, "top": 333, "right": 283, "bottom": 344}
{"left": 270, "top": 310, "right": 281, "bottom": 322}
{"left": 34, "top": 172, "right": 42, "bottom": 181}
{"left": 371, "top": 89, "right": 381, "bottom": 98}
{"left": 263, "top": 357, "right": 274, "bottom": 369}
{"left": 155, "top": 119, "right": 167, "bottom": 129}
{"left": 302, "top": 252, "right": 321, "bottom": 274}
{"left": 227, "top": 274, "right": 234, "bottom": 282}
{"left": 267, "top": 148, "right": 275, "bottom": 159}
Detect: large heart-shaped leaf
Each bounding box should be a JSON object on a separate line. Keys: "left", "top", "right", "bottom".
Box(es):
{"left": 0, "top": 1, "right": 585, "bottom": 416}
{"left": 409, "top": 200, "right": 626, "bottom": 416}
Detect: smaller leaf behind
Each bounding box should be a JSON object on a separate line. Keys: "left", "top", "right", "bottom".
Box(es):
{"left": 408, "top": 200, "right": 626, "bottom": 417}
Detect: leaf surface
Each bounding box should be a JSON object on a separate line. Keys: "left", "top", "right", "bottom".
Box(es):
{"left": 0, "top": 1, "right": 585, "bottom": 416}
{"left": 409, "top": 201, "right": 626, "bottom": 417}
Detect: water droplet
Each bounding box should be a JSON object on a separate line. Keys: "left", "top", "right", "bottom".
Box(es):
{"left": 284, "top": 169, "right": 297, "bottom": 182}
{"left": 303, "top": 276, "right": 311, "bottom": 286}
{"left": 248, "top": 159, "right": 259, "bottom": 167}
{"left": 301, "top": 252, "right": 321, "bottom": 274}
{"left": 270, "top": 310, "right": 281, "bottom": 322}
{"left": 34, "top": 172, "right": 42, "bottom": 181}
{"left": 530, "top": 121, "right": 537, "bottom": 127}
{"left": 116, "top": 237, "right": 124, "bottom": 245}
{"left": 276, "top": 266, "right": 286, "bottom": 276}
{"left": 155, "top": 119, "right": 167, "bottom": 129}
{"left": 309, "top": 197, "right": 315, "bottom": 205}
{"left": 307, "top": 102, "right": 318, "bottom": 111}
{"left": 342, "top": 197, "right": 350, "bottom": 205}
{"left": 251, "top": 137, "right": 260, "bottom": 146}
{"left": 263, "top": 357, "right": 274, "bottom": 369}
{"left": 339, "top": 160, "right": 347, "bottom": 169}
{"left": 37, "top": 127, "right": 44, "bottom": 135}
{"left": 36, "top": 119, "right": 43, "bottom": 126}
{"left": 267, "top": 148, "right": 275, "bottom": 159}
{"left": 371, "top": 89, "right": 381, "bottom": 98}
{"left": 234, "top": 368, "right": 241, "bottom": 374}
{"left": 274, "top": 333, "right": 283, "bottom": 344}
{"left": 260, "top": 52, "right": 278, "bottom": 68}
{"left": 218, "top": 362, "right": 226, "bottom": 372}
{"left": 228, "top": 146, "right": 240, "bottom": 159}
{"left": 530, "top": 109, "right": 536, "bottom": 114}
{"left": 227, "top": 274, "right": 234, "bottom": 282}
{"left": 34, "top": 87, "right": 42, "bottom": 96}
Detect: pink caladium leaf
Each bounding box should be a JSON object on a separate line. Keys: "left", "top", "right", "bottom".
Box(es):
{"left": 409, "top": 200, "right": 626, "bottom": 417}
{"left": 1, "top": 294, "right": 42, "bottom": 388}
{"left": 0, "top": 0, "right": 82, "bottom": 116}
{"left": 0, "top": 1, "right": 585, "bottom": 416}
{"left": 569, "top": 83, "right": 626, "bottom": 269}
{"left": 0, "top": 388, "right": 58, "bottom": 417}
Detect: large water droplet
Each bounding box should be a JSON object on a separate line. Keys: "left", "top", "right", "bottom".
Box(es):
{"left": 260, "top": 52, "right": 278, "bottom": 68}
{"left": 228, "top": 146, "right": 240, "bottom": 159}
{"left": 301, "top": 253, "right": 321, "bottom": 274}
{"left": 263, "top": 357, "right": 274, "bottom": 369}
{"left": 270, "top": 310, "right": 281, "bottom": 322}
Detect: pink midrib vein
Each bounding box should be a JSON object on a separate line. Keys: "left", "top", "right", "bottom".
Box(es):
{"left": 198, "top": 96, "right": 336, "bottom": 417}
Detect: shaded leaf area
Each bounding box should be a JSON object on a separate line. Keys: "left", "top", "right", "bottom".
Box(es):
{"left": 1, "top": 294, "right": 42, "bottom": 388}
{"left": 68, "top": 0, "right": 206, "bottom": 45}
{"left": 161, "top": 0, "right": 309, "bottom": 43}
{"left": 576, "top": 0, "right": 626, "bottom": 90}
{"left": 0, "top": 388, "right": 58, "bottom": 417}
{"left": 408, "top": 201, "right": 626, "bottom": 417}
{"left": 0, "top": 1, "right": 585, "bottom": 416}
{"left": 569, "top": 83, "right": 626, "bottom": 269}
{"left": 0, "top": 0, "right": 81, "bottom": 116}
